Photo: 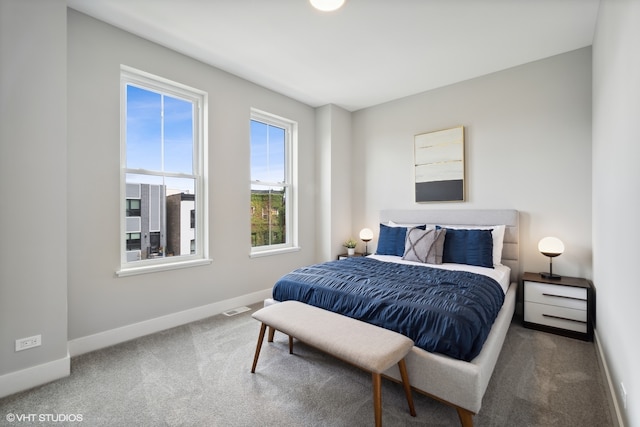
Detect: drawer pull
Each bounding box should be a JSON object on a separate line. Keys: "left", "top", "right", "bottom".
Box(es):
{"left": 542, "top": 293, "right": 586, "bottom": 302}
{"left": 542, "top": 313, "right": 586, "bottom": 324}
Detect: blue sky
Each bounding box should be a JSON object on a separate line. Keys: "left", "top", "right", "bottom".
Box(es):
{"left": 126, "top": 85, "right": 285, "bottom": 193}
{"left": 250, "top": 119, "right": 285, "bottom": 186}
{"left": 126, "top": 85, "right": 193, "bottom": 173}
{"left": 126, "top": 85, "right": 194, "bottom": 193}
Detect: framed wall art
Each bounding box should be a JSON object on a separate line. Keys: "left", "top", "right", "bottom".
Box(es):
{"left": 414, "top": 125, "right": 465, "bottom": 203}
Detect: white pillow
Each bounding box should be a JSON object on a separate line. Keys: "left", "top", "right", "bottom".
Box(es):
{"left": 438, "top": 224, "right": 506, "bottom": 265}
{"left": 388, "top": 220, "right": 428, "bottom": 228}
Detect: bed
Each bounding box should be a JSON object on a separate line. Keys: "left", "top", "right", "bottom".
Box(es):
{"left": 264, "top": 209, "right": 519, "bottom": 426}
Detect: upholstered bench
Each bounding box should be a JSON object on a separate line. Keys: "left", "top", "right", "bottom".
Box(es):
{"left": 250, "top": 300, "right": 416, "bottom": 427}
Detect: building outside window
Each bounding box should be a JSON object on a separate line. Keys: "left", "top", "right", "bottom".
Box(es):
{"left": 125, "top": 183, "right": 165, "bottom": 261}
{"left": 119, "top": 66, "right": 208, "bottom": 275}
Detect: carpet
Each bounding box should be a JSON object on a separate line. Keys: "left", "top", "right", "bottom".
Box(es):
{"left": 0, "top": 303, "right": 614, "bottom": 426}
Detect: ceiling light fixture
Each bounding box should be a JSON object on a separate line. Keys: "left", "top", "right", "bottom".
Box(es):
{"left": 310, "top": 0, "right": 345, "bottom": 12}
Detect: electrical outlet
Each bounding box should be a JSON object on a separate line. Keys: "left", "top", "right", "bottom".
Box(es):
{"left": 620, "top": 382, "right": 627, "bottom": 409}
{"left": 15, "top": 335, "right": 41, "bottom": 352}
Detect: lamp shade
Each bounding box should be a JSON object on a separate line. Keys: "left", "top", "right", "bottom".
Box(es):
{"left": 538, "top": 237, "right": 564, "bottom": 257}
{"left": 359, "top": 228, "right": 373, "bottom": 241}
{"left": 310, "top": 0, "right": 345, "bottom": 11}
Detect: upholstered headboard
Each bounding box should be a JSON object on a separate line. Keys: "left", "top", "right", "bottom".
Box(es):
{"left": 379, "top": 209, "right": 520, "bottom": 283}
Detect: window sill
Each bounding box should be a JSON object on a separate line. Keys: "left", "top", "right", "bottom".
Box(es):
{"left": 116, "top": 258, "right": 212, "bottom": 277}
{"left": 249, "top": 246, "right": 301, "bottom": 258}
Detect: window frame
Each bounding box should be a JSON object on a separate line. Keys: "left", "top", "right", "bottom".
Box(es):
{"left": 117, "top": 66, "right": 210, "bottom": 276}
{"left": 249, "top": 108, "right": 299, "bottom": 257}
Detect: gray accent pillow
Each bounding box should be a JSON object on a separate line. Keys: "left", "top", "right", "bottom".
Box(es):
{"left": 402, "top": 228, "right": 446, "bottom": 264}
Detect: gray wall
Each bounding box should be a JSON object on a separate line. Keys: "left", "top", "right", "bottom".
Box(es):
{"left": 66, "top": 10, "right": 317, "bottom": 340}
{"left": 0, "top": 0, "right": 69, "bottom": 380}
{"left": 593, "top": 1, "right": 640, "bottom": 426}
{"left": 351, "top": 48, "right": 593, "bottom": 279}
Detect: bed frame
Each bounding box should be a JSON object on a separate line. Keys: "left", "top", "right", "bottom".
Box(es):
{"left": 264, "top": 209, "right": 519, "bottom": 427}
{"left": 379, "top": 209, "right": 519, "bottom": 427}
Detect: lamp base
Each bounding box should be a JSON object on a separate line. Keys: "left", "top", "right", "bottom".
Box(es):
{"left": 540, "top": 272, "right": 562, "bottom": 280}
{"left": 363, "top": 241, "right": 370, "bottom": 257}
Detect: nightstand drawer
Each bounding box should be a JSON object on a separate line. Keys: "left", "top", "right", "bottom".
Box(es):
{"left": 524, "top": 281, "right": 587, "bottom": 311}
{"left": 524, "top": 301, "right": 587, "bottom": 333}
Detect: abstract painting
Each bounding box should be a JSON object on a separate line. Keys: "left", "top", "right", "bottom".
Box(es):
{"left": 414, "top": 126, "right": 465, "bottom": 202}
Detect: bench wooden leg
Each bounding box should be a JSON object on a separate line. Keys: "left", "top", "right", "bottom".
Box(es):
{"left": 398, "top": 359, "right": 416, "bottom": 417}
{"left": 372, "top": 372, "right": 382, "bottom": 427}
{"left": 251, "top": 323, "right": 267, "bottom": 373}
{"left": 288, "top": 335, "right": 294, "bottom": 354}
{"left": 268, "top": 326, "right": 275, "bottom": 342}
{"left": 456, "top": 407, "right": 475, "bottom": 427}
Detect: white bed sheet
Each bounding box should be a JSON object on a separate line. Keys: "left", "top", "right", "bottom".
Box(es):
{"left": 367, "top": 254, "right": 512, "bottom": 294}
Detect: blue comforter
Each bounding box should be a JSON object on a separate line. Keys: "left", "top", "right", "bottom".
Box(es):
{"left": 272, "top": 257, "right": 505, "bottom": 361}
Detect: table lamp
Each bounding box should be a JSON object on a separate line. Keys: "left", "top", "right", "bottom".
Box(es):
{"left": 359, "top": 228, "right": 373, "bottom": 256}
{"left": 538, "top": 236, "right": 564, "bottom": 279}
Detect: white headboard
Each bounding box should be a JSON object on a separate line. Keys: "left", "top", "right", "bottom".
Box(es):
{"left": 379, "top": 209, "right": 520, "bottom": 283}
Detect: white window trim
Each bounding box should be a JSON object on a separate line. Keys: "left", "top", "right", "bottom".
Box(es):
{"left": 117, "top": 65, "right": 210, "bottom": 277}
{"left": 249, "top": 108, "right": 299, "bottom": 257}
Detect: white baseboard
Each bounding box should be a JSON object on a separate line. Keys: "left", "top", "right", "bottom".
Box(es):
{"left": 68, "top": 288, "right": 272, "bottom": 357}
{"left": 594, "top": 329, "right": 625, "bottom": 427}
{"left": 0, "top": 354, "right": 70, "bottom": 399}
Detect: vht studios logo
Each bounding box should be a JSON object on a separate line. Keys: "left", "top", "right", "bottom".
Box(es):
{"left": 6, "top": 413, "right": 84, "bottom": 423}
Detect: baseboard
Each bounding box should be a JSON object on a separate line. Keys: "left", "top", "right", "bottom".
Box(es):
{"left": 68, "top": 288, "right": 272, "bottom": 357}
{"left": 594, "top": 329, "right": 625, "bottom": 427}
{"left": 0, "top": 354, "right": 70, "bottom": 399}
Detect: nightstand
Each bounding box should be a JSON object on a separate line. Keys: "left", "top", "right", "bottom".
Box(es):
{"left": 337, "top": 252, "right": 364, "bottom": 260}
{"left": 522, "top": 272, "right": 593, "bottom": 341}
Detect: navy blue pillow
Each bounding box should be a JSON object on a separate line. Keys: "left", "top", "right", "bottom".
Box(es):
{"left": 441, "top": 228, "right": 494, "bottom": 268}
{"left": 376, "top": 223, "right": 426, "bottom": 257}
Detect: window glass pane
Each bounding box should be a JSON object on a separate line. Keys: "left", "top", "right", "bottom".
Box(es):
{"left": 250, "top": 120, "right": 285, "bottom": 183}
{"left": 164, "top": 96, "right": 193, "bottom": 174}
{"left": 125, "top": 173, "right": 196, "bottom": 260}
{"left": 251, "top": 185, "right": 285, "bottom": 247}
{"left": 268, "top": 126, "right": 285, "bottom": 182}
{"left": 250, "top": 120, "right": 267, "bottom": 182}
{"left": 126, "top": 85, "right": 161, "bottom": 171}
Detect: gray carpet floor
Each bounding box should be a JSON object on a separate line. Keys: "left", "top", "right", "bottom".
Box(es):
{"left": 1, "top": 303, "right": 614, "bottom": 426}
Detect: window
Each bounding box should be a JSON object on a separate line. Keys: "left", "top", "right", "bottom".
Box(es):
{"left": 119, "top": 66, "right": 208, "bottom": 276}
{"left": 126, "top": 233, "right": 141, "bottom": 251}
{"left": 126, "top": 199, "right": 141, "bottom": 217}
{"left": 250, "top": 109, "right": 297, "bottom": 255}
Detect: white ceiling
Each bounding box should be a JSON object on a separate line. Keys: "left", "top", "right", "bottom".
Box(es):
{"left": 66, "top": 0, "right": 600, "bottom": 112}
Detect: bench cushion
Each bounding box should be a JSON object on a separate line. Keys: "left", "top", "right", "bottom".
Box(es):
{"left": 252, "top": 301, "right": 414, "bottom": 373}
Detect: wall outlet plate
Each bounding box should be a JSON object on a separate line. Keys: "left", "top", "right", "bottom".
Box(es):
{"left": 15, "top": 335, "right": 41, "bottom": 351}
